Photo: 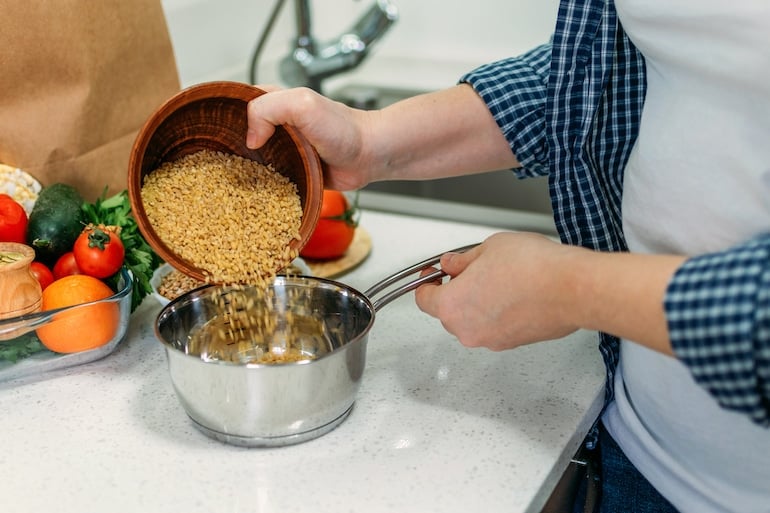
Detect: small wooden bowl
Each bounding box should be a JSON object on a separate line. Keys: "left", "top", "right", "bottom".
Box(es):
{"left": 127, "top": 81, "right": 324, "bottom": 282}
{"left": 0, "top": 243, "right": 42, "bottom": 336}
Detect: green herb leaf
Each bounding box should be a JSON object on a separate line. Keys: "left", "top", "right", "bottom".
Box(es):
{"left": 0, "top": 334, "right": 46, "bottom": 363}
{"left": 82, "top": 189, "right": 162, "bottom": 312}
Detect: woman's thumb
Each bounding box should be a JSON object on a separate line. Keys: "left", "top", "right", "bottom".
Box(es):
{"left": 440, "top": 250, "right": 470, "bottom": 276}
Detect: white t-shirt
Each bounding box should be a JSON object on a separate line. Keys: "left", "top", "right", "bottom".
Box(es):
{"left": 604, "top": 0, "right": 770, "bottom": 512}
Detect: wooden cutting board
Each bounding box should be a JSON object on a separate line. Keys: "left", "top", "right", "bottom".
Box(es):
{"left": 304, "top": 227, "right": 372, "bottom": 278}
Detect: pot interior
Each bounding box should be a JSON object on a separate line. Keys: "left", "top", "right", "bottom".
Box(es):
{"left": 156, "top": 275, "right": 375, "bottom": 365}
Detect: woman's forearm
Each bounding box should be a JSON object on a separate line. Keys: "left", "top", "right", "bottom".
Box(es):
{"left": 570, "top": 249, "right": 687, "bottom": 356}
{"left": 246, "top": 84, "right": 517, "bottom": 189}
{"left": 362, "top": 84, "right": 521, "bottom": 182}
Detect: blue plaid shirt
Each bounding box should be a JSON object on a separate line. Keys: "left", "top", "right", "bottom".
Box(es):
{"left": 462, "top": 0, "right": 770, "bottom": 426}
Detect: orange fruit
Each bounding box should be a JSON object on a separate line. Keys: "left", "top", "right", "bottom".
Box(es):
{"left": 36, "top": 274, "right": 119, "bottom": 353}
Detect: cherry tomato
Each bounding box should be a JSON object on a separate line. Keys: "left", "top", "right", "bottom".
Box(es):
{"left": 53, "top": 251, "right": 82, "bottom": 279}
{"left": 0, "top": 193, "right": 28, "bottom": 243}
{"left": 300, "top": 190, "right": 358, "bottom": 260}
{"left": 73, "top": 225, "right": 125, "bottom": 278}
{"left": 29, "top": 261, "right": 55, "bottom": 291}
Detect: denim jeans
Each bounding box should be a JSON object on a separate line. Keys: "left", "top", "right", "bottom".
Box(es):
{"left": 572, "top": 422, "right": 680, "bottom": 513}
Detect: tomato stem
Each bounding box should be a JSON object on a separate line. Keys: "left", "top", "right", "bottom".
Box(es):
{"left": 325, "top": 190, "right": 360, "bottom": 227}
{"left": 87, "top": 227, "right": 112, "bottom": 250}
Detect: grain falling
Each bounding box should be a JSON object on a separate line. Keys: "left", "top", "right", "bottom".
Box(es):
{"left": 143, "top": 149, "right": 322, "bottom": 364}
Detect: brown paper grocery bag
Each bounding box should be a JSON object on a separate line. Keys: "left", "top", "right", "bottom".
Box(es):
{"left": 0, "top": 0, "right": 180, "bottom": 201}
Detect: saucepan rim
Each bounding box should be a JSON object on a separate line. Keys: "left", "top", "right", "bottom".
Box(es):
{"left": 154, "top": 243, "right": 478, "bottom": 367}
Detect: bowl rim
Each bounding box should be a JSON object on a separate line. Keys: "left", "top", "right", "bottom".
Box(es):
{"left": 127, "top": 80, "right": 324, "bottom": 283}
{"left": 154, "top": 274, "right": 376, "bottom": 368}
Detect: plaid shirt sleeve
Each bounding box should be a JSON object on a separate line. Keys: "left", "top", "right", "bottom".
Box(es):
{"left": 459, "top": 43, "right": 552, "bottom": 179}
{"left": 666, "top": 233, "right": 770, "bottom": 426}
{"left": 458, "top": 0, "right": 770, "bottom": 429}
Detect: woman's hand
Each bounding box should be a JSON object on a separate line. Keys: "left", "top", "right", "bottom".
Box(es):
{"left": 415, "top": 232, "right": 582, "bottom": 351}
{"left": 246, "top": 84, "right": 520, "bottom": 190}
{"left": 246, "top": 86, "right": 374, "bottom": 190}
{"left": 415, "top": 232, "right": 685, "bottom": 354}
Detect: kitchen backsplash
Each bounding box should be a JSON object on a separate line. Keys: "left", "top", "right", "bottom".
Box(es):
{"left": 160, "top": 0, "right": 559, "bottom": 90}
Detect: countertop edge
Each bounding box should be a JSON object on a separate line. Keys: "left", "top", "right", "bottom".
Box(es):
{"left": 358, "top": 190, "right": 559, "bottom": 235}
{"left": 527, "top": 379, "right": 605, "bottom": 513}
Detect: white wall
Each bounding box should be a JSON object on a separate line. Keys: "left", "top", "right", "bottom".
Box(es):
{"left": 159, "top": 0, "right": 560, "bottom": 216}
{"left": 160, "top": 0, "right": 559, "bottom": 91}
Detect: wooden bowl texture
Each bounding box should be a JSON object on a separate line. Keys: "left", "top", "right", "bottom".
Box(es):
{"left": 0, "top": 243, "right": 42, "bottom": 325}
{"left": 127, "top": 81, "right": 324, "bottom": 282}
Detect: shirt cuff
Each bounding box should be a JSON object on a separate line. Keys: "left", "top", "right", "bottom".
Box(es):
{"left": 460, "top": 43, "right": 551, "bottom": 178}
{"left": 665, "top": 233, "right": 770, "bottom": 426}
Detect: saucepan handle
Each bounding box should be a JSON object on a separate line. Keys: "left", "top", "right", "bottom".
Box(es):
{"left": 364, "top": 243, "right": 479, "bottom": 311}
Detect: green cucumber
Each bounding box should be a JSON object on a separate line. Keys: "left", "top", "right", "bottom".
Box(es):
{"left": 26, "top": 183, "right": 86, "bottom": 266}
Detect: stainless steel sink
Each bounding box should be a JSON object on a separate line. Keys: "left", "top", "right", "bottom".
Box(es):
{"left": 329, "top": 84, "right": 554, "bottom": 221}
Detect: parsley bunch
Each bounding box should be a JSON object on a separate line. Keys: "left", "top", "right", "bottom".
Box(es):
{"left": 0, "top": 334, "right": 44, "bottom": 363}
{"left": 81, "top": 190, "right": 162, "bottom": 311}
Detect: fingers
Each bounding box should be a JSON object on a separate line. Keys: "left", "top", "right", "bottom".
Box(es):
{"left": 246, "top": 98, "right": 278, "bottom": 149}
{"left": 439, "top": 244, "right": 481, "bottom": 277}
{"left": 246, "top": 85, "right": 285, "bottom": 148}
{"left": 414, "top": 245, "right": 480, "bottom": 318}
{"left": 413, "top": 270, "right": 443, "bottom": 318}
{"left": 245, "top": 87, "right": 320, "bottom": 149}
{"left": 414, "top": 267, "right": 471, "bottom": 346}
{"left": 243, "top": 86, "right": 373, "bottom": 191}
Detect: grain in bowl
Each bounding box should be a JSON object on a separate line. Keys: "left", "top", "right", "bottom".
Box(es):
{"left": 140, "top": 149, "right": 303, "bottom": 285}
{"left": 141, "top": 149, "right": 321, "bottom": 364}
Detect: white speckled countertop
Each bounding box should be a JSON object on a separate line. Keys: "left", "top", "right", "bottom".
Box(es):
{"left": 0, "top": 208, "right": 603, "bottom": 513}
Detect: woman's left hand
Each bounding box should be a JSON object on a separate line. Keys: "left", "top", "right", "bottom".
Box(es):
{"left": 415, "top": 232, "right": 581, "bottom": 351}
{"left": 415, "top": 231, "right": 684, "bottom": 355}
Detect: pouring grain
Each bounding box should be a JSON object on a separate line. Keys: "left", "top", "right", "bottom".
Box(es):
{"left": 143, "top": 149, "right": 319, "bottom": 364}
{"left": 141, "top": 149, "right": 302, "bottom": 285}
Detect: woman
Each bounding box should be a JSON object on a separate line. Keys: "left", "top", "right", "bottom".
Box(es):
{"left": 245, "top": 0, "right": 770, "bottom": 510}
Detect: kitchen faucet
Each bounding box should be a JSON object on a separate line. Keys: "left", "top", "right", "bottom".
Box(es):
{"left": 249, "top": 0, "right": 398, "bottom": 94}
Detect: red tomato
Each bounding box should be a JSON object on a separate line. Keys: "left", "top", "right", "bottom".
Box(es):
{"left": 53, "top": 251, "right": 82, "bottom": 279}
{"left": 300, "top": 190, "right": 358, "bottom": 260}
{"left": 73, "top": 225, "right": 125, "bottom": 278}
{"left": 29, "top": 261, "right": 55, "bottom": 291}
{"left": 0, "top": 193, "right": 28, "bottom": 243}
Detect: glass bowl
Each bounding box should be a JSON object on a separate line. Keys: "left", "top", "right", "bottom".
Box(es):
{"left": 0, "top": 268, "right": 133, "bottom": 382}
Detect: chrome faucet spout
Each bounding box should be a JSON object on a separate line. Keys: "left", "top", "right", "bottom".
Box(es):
{"left": 351, "top": 0, "right": 399, "bottom": 49}
{"left": 293, "top": 0, "right": 314, "bottom": 53}
{"left": 279, "top": 0, "right": 398, "bottom": 93}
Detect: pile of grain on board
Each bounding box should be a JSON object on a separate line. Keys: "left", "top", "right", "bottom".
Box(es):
{"left": 157, "top": 269, "right": 205, "bottom": 301}
{"left": 141, "top": 149, "right": 303, "bottom": 285}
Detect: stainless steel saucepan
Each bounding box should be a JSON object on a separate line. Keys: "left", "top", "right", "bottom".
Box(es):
{"left": 155, "top": 244, "right": 476, "bottom": 447}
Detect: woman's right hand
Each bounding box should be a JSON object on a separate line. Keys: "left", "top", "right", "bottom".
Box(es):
{"left": 246, "top": 86, "right": 375, "bottom": 191}
{"left": 247, "top": 84, "right": 520, "bottom": 191}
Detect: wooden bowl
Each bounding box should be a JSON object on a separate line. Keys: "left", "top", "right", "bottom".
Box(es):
{"left": 0, "top": 243, "right": 42, "bottom": 327}
{"left": 127, "top": 81, "right": 324, "bottom": 282}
